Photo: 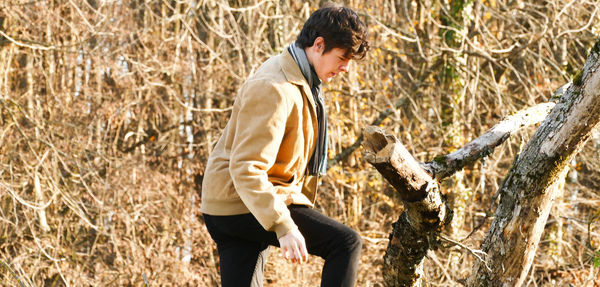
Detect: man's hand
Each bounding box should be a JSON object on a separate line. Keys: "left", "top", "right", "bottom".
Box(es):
{"left": 278, "top": 229, "right": 308, "bottom": 264}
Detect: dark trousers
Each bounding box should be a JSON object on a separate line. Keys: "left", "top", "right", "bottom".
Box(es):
{"left": 203, "top": 205, "right": 362, "bottom": 287}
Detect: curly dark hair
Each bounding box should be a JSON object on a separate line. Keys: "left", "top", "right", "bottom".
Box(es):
{"left": 296, "top": 4, "right": 370, "bottom": 60}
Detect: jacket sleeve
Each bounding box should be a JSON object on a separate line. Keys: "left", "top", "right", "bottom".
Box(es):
{"left": 228, "top": 79, "right": 297, "bottom": 239}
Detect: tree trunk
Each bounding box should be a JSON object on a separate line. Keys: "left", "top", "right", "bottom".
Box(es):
{"left": 467, "top": 39, "right": 600, "bottom": 287}
{"left": 363, "top": 126, "right": 449, "bottom": 287}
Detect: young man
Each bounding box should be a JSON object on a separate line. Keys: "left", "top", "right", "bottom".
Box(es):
{"left": 201, "top": 5, "right": 369, "bottom": 287}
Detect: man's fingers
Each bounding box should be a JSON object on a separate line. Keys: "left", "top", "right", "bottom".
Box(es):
{"left": 282, "top": 244, "right": 305, "bottom": 264}
{"left": 299, "top": 241, "right": 308, "bottom": 263}
{"left": 279, "top": 229, "right": 308, "bottom": 264}
{"left": 291, "top": 238, "right": 307, "bottom": 264}
{"left": 291, "top": 244, "right": 301, "bottom": 263}
{"left": 282, "top": 247, "right": 290, "bottom": 260}
{"left": 282, "top": 247, "right": 298, "bottom": 262}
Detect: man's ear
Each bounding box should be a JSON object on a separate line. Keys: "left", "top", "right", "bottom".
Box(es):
{"left": 313, "top": 37, "right": 325, "bottom": 53}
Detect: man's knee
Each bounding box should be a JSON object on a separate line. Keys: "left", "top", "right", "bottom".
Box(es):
{"left": 350, "top": 228, "right": 363, "bottom": 251}
{"left": 340, "top": 227, "right": 362, "bottom": 255}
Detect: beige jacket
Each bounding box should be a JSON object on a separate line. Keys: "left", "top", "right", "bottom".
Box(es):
{"left": 200, "top": 48, "right": 320, "bottom": 239}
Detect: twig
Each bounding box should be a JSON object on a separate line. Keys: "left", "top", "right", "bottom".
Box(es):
{"left": 426, "top": 250, "right": 459, "bottom": 286}
{"left": 0, "top": 259, "right": 26, "bottom": 287}
{"left": 439, "top": 234, "right": 492, "bottom": 272}
{"left": 328, "top": 58, "right": 443, "bottom": 168}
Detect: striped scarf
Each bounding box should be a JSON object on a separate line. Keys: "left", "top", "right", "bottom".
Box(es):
{"left": 288, "top": 42, "right": 328, "bottom": 175}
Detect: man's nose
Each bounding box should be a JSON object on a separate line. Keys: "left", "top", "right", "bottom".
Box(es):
{"left": 340, "top": 62, "right": 350, "bottom": 72}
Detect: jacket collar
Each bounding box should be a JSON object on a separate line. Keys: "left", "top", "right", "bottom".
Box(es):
{"left": 280, "top": 48, "right": 317, "bottom": 109}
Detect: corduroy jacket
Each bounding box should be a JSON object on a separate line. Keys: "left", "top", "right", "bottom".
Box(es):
{"left": 200, "top": 48, "right": 320, "bottom": 239}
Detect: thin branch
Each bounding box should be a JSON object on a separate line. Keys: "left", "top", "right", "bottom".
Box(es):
{"left": 439, "top": 234, "right": 492, "bottom": 272}
{"left": 328, "top": 58, "right": 443, "bottom": 169}
{"left": 423, "top": 83, "right": 571, "bottom": 180}
{"left": 0, "top": 259, "right": 26, "bottom": 287}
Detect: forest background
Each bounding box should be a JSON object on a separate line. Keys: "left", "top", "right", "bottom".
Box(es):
{"left": 1, "top": 0, "right": 599, "bottom": 286}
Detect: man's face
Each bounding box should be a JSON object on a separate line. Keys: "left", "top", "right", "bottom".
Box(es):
{"left": 313, "top": 47, "right": 351, "bottom": 83}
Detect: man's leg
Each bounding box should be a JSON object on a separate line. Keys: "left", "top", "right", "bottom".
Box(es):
{"left": 289, "top": 205, "right": 362, "bottom": 287}
{"left": 203, "top": 213, "right": 278, "bottom": 287}
{"left": 215, "top": 239, "right": 270, "bottom": 287}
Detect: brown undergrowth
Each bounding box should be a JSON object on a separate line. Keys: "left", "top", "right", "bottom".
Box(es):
{"left": 1, "top": 0, "right": 599, "bottom": 286}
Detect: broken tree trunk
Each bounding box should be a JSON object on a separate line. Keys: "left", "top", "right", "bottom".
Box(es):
{"left": 467, "top": 39, "right": 600, "bottom": 287}
{"left": 363, "top": 79, "right": 571, "bottom": 287}
{"left": 363, "top": 126, "right": 449, "bottom": 286}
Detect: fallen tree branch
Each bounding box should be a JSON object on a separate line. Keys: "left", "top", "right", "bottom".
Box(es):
{"left": 422, "top": 83, "right": 570, "bottom": 180}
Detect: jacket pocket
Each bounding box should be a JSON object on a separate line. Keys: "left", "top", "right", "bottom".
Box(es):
{"left": 301, "top": 175, "right": 318, "bottom": 203}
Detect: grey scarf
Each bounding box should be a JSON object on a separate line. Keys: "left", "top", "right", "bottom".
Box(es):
{"left": 288, "top": 42, "right": 328, "bottom": 175}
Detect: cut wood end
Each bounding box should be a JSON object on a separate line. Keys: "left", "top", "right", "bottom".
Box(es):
{"left": 364, "top": 152, "right": 376, "bottom": 163}
{"left": 363, "top": 150, "right": 391, "bottom": 164}
{"left": 377, "top": 143, "right": 395, "bottom": 159}
{"left": 363, "top": 126, "right": 397, "bottom": 153}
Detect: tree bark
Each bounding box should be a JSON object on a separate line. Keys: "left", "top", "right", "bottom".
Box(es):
{"left": 467, "top": 39, "right": 600, "bottom": 287}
